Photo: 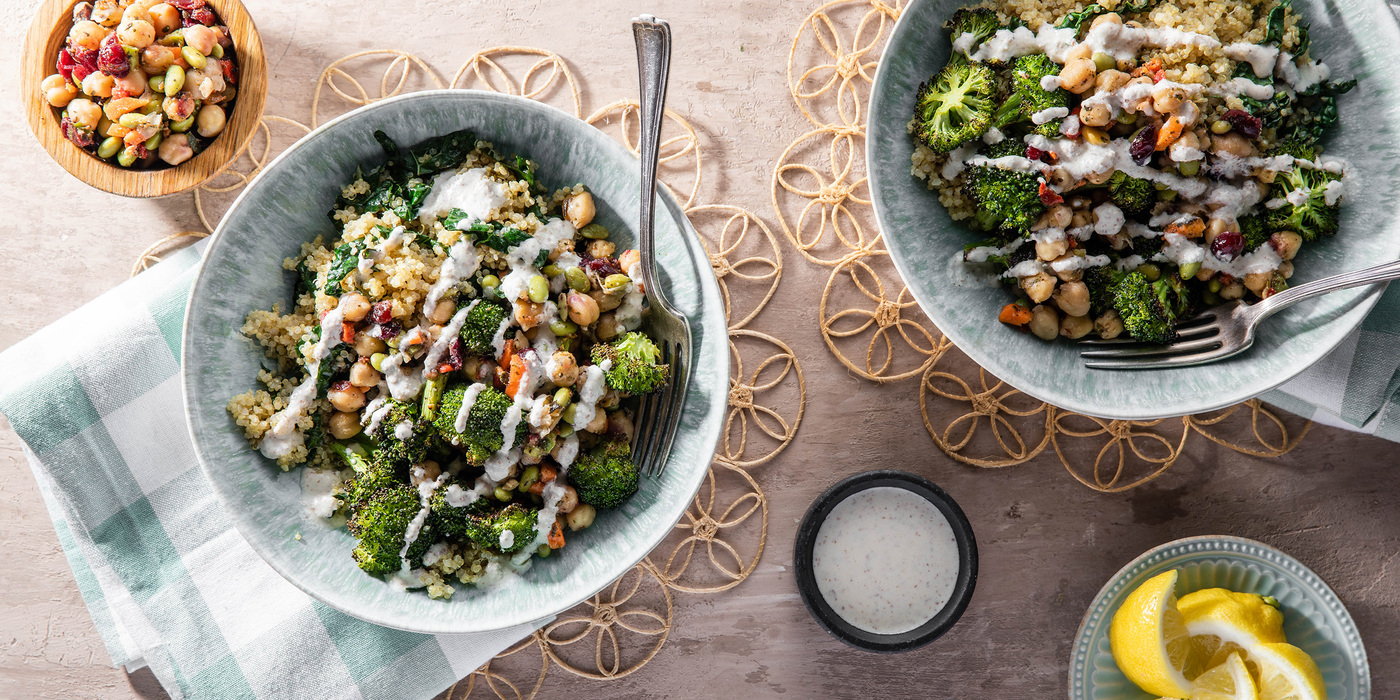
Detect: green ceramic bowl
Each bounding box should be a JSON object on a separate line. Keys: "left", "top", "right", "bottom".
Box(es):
{"left": 867, "top": 0, "right": 1400, "bottom": 419}
{"left": 181, "top": 91, "right": 727, "bottom": 634}
{"left": 1071, "top": 536, "right": 1370, "bottom": 699}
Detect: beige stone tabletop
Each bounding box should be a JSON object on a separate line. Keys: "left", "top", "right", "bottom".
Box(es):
{"left": 2, "top": 0, "right": 1398, "bottom": 698}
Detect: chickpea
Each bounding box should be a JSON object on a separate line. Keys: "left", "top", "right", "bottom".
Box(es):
{"left": 164, "top": 92, "right": 195, "bottom": 121}
{"left": 1085, "top": 164, "right": 1114, "bottom": 184}
{"left": 1270, "top": 231, "right": 1303, "bottom": 261}
{"left": 1152, "top": 86, "right": 1186, "bottom": 114}
{"left": 158, "top": 131, "right": 193, "bottom": 165}
{"left": 42, "top": 75, "right": 79, "bottom": 107}
{"left": 618, "top": 249, "right": 641, "bottom": 272}
{"left": 608, "top": 412, "right": 635, "bottom": 442}
{"left": 183, "top": 24, "right": 218, "bottom": 56}
{"left": 148, "top": 3, "right": 180, "bottom": 34}
{"left": 118, "top": 19, "right": 156, "bottom": 48}
{"left": 1278, "top": 261, "right": 1295, "bottom": 279}
{"left": 1220, "top": 281, "right": 1246, "bottom": 300}
{"left": 1089, "top": 12, "right": 1122, "bottom": 30}
{"left": 1047, "top": 168, "right": 1077, "bottom": 192}
{"left": 1055, "top": 281, "right": 1091, "bottom": 317}
{"left": 1047, "top": 204, "right": 1072, "bottom": 230}
{"left": 1028, "top": 304, "right": 1061, "bottom": 341}
{"left": 567, "top": 291, "right": 600, "bottom": 326}
{"left": 1059, "top": 58, "right": 1098, "bottom": 95}
{"left": 195, "top": 104, "right": 226, "bottom": 138}
{"left": 1070, "top": 210, "right": 1093, "bottom": 229}
{"left": 1021, "top": 270, "right": 1057, "bottom": 304}
{"left": 327, "top": 411, "right": 362, "bottom": 440}
{"left": 113, "top": 68, "right": 147, "bottom": 99}
{"left": 562, "top": 190, "right": 596, "bottom": 229}
{"left": 557, "top": 485, "right": 580, "bottom": 515}
{"left": 1060, "top": 314, "right": 1094, "bottom": 339}
{"left": 567, "top": 503, "right": 597, "bottom": 531}
{"left": 90, "top": 0, "right": 121, "bottom": 26}
{"left": 69, "top": 20, "right": 107, "bottom": 50}
{"left": 141, "top": 45, "right": 176, "bottom": 72}
{"left": 1211, "top": 132, "right": 1255, "bottom": 158}
{"left": 327, "top": 382, "right": 366, "bottom": 412}
{"left": 335, "top": 292, "right": 368, "bottom": 323}
{"left": 1094, "top": 309, "right": 1125, "bottom": 339}
{"left": 1203, "top": 216, "right": 1235, "bottom": 246}
{"left": 1035, "top": 237, "right": 1069, "bottom": 261}
{"left": 66, "top": 98, "right": 103, "bottom": 130}
{"left": 1243, "top": 271, "right": 1272, "bottom": 294}
{"left": 584, "top": 406, "right": 609, "bottom": 433}
{"left": 425, "top": 298, "right": 454, "bottom": 325}
{"left": 353, "top": 333, "right": 386, "bottom": 356}
{"left": 514, "top": 299, "right": 545, "bottom": 329}
{"left": 349, "top": 361, "right": 380, "bottom": 388}
{"left": 1094, "top": 69, "right": 1130, "bottom": 94}
{"left": 409, "top": 460, "right": 442, "bottom": 487}
{"left": 122, "top": 0, "right": 159, "bottom": 22}
{"left": 1079, "top": 102, "right": 1112, "bottom": 128}
{"left": 586, "top": 239, "right": 616, "bottom": 258}
{"left": 1063, "top": 44, "right": 1093, "bottom": 63}
{"left": 548, "top": 351, "right": 580, "bottom": 386}
{"left": 82, "top": 71, "right": 115, "bottom": 98}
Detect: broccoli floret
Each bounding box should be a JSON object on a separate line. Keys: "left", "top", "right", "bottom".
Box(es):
{"left": 1109, "top": 171, "right": 1156, "bottom": 216}
{"left": 1269, "top": 138, "right": 1316, "bottom": 162}
{"left": 432, "top": 383, "right": 526, "bottom": 464}
{"left": 429, "top": 482, "right": 494, "bottom": 541}
{"left": 981, "top": 135, "right": 1025, "bottom": 159}
{"left": 962, "top": 164, "right": 1045, "bottom": 237}
{"left": 943, "top": 8, "right": 1003, "bottom": 56}
{"left": 459, "top": 301, "right": 509, "bottom": 356}
{"left": 460, "top": 503, "right": 538, "bottom": 554}
{"left": 591, "top": 332, "right": 670, "bottom": 394}
{"left": 1265, "top": 165, "right": 1342, "bottom": 242}
{"left": 991, "top": 55, "right": 1069, "bottom": 137}
{"left": 567, "top": 439, "right": 639, "bottom": 510}
{"left": 912, "top": 56, "right": 997, "bottom": 153}
{"left": 330, "top": 442, "right": 398, "bottom": 509}
{"left": 1239, "top": 213, "right": 1269, "bottom": 252}
{"left": 367, "top": 399, "right": 430, "bottom": 469}
{"left": 1083, "top": 266, "right": 1126, "bottom": 316}
{"left": 347, "top": 484, "right": 432, "bottom": 575}
{"left": 1113, "top": 271, "right": 1192, "bottom": 344}
{"left": 1131, "top": 234, "right": 1164, "bottom": 260}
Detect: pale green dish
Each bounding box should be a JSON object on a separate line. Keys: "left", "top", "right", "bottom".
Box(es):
{"left": 181, "top": 91, "right": 727, "bottom": 634}
{"left": 1072, "top": 536, "right": 1370, "bottom": 700}
{"left": 867, "top": 0, "right": 1400, "bottom": 419}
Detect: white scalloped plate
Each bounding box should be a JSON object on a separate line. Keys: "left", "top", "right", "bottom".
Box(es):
{"left": 1071, "top": 535, "right": 1370, "bottom": 699}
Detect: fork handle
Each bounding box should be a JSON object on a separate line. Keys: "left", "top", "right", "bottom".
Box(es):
{"left": 632, "top": 15, "right": 671, "bottom": 300}
{"left": 1252, "top": 258, "right": 1400, "bottom": 321}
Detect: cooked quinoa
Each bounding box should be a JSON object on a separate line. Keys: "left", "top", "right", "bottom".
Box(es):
{"left": 227, "top": 130, "right": 670, "bottom": 598}
{"left": 909, "top": 0, "right": 1353, "bottom": 344}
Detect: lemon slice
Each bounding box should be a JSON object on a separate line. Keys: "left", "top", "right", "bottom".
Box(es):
{"left": 1179, "top": 588, "right": 1287, "bottom": 671}
{"left": 1194, "top": 652, "right": 1260, "bottom": 700}
{"left": 1109, "top": 570, "right": 1199, "bottom": 697}
{"left": 1252, "top": 642, "right": 1328, "bottom": 700}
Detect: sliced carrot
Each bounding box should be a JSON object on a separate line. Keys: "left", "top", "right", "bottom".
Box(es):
{"left": 498, "top": 336, "right": 516, "bottom": 371}
{"left": 547, "top": 519, "right": 565, "bottom": 549}
{"left": 999, "top": 303, "right": 1033, "bottom": 326}
{"left": 528, "top": 465, "right": 558, "bottom": 496}
{"left": 505, "top": 355, "right": 526, "bottom": 398}
{"left": 341, "top": 321, "right": 356, "bottom": 343}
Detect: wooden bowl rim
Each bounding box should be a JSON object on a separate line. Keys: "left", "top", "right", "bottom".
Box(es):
{"left": 21, "top": 0, "right": 268, "bottom": 199}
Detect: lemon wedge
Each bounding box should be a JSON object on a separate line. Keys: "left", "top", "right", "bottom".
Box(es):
{"left": 1252, "top": 642, "right": 1328, "bottom": 700}
{"left": 1109, "top": 570, "right": 1199, "bottom": 697}
{"left": 1179, "top": 588, "right": 1287, "bottom": 670}
{"left": 1194, "top": 652, "right": 1260, "bottom": 700}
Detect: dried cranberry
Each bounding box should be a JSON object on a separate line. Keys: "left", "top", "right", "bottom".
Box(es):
{"left": 441, "top": 337, "right": 465, "bottom": 373}
{"left": 1210, "top": 230, "right": 1245, "bottom": 261}
{"left": 1025, "top": 145, "right": 1044, "bottom": 161}
{"left": 220, "top": 58, "right": 238, "bottom": 86}
{"left": 1222, "top": 109, "right": 1262, "bottom": 140}
{"left": 1129, "top": 123, "right": 1159, "bottom": 166}
{"left": 182, "top": 6, "right": 216, "bottom": 26}
{"left": 371, "top": 321, "right": 401, "bottom": 340}
{"left": 57, "top": 48, "right": 77, "bottom": 83}
{"left": 581, "top": 256, "right": 622, "bottom": 278}
{"left": 330, "top": 379, "right": 353, "bottom": 393}
{"left": 131, "top": 142, "right": 150, "bottom": 160}
{"left": 369, "top": 301, "right": 393, "bottom": 324}
{"left": 96, "top": 32, "right": 129, "bottom": 77}
{"left": 60, "top": 113, "right": 95, "bottom": 148}
{"left": 168, "top": 0, "right": 206, "bottom": 9}
{"left": 1037, "top": 180, "right": 1064, "bottom": 206}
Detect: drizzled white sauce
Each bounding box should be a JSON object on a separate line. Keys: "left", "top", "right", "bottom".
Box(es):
{"left": 490, "top": 317, "right": 512, "bottom": 359}
{"left": 423, "top": 301, "right": 477, "bottom": 374}
{"left": 418, "top": 167, "right": 507, "bottom": 226}
{"left": 380, "top": 352, "right": 424, "bottom": 401}
{"left": 423, "top": 240, "right": 481, "bottom": 314}
{"left": 389, "top": 474, "right": 449, "bottom": 591}
{"left": 812, "top": 487, "right": 960, "bottom": 635}
{"left": 453, "top": 382, "right": 488, "bottom": 435}
{"left": 941, "top": 143, "right": 980, "bottom": 181}
{"left": 967, "top": 24, "right": 1078, "bottom": 63}
{"left": 259, "top": 296, "right": 354, "bottom": 459}
{"left": 571, "top": 362, "right": 609, "bottom": 430}
{"left": 1031, "top": 106, "right": 1069, "bottom": 125}
{"left": 513, "top": 432, "right": 583, "bottom": 565}
{"left": 300, "top": 468, "right": 342, "bottom": 519}
{"left": 1224, "top": 42, "right": 1279, "bottom": 78}
{"left": 1092, "top": 203, "right": 1125, "bottom": 237}
{"left": 1082, "top": 22, "right": 1220, "bottom": 61}
{"left": 1212, "top": 77, "right": 1276, "bottom": 101}
{"left": 394, "top": 420, "right": 415, "bottom": 440}
{"left": 982, "top": 126, "right": 1005, "bottom": 144}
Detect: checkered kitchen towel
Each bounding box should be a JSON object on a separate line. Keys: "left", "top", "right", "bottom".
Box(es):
{"left": 0, "top": 242, "right": 540, "bottom": 700}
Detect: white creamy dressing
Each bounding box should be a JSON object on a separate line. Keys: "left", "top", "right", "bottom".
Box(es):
{"left": 941, "top": 143, "right": 980, "bottom": 181}
{"left": 499, "top": 218, "right": 579, "bottom": 302}
{"left": 1093, "top": 202, "right": 1126, "bottom": 237}
{"left": 982, "top": 126, "right": 1005, "bottom": 144}
{"left": 615, "top": 263, "right": 646, "bottom": 332}
{"left": 1081, "top": 79, "right": 1201, "bottom": 120}
{"left": 300, "top": 468, "right": 343, "bottom": 519}
{"left": 423, "top": 301, "right": 477, "bottom": 374}
{"left": 362, "top": 389, "right": 393, "bottom": 435}
{"left": 380, "top": 352, "right": 424, "bottom": 401}
{"left": 1274, "top": 50, "right": 1330, "bottom": 93}
{"left": 453, "top": 382, "right": 488, "bottom": 435}
{"left": 1031, "top": 106, "right": 1069, "bottom": 125}
{"left": 389, "top": 473, "right": 449, "bottom": 591}
{"left": 1039, "top": 74, "right": 1061, "bottom": 91}
{"left": 1050, "top": 254, "right": 1111, "bottom": 273}
{"left": 355, "top": 226, "right": 406, "bottom": 282}
{"left": 1224, "top": 42, "right": 1279, "bottom": 78}
{"left": 480, "top": 350, "right": 544, "bottom": 481}
{"left": 512, "top": 433, "right": 582, "bottom": 566}
{"left": 1115, "top": 254, "right": 1146, "bottom": 271}
{"left": 1025, "top": 135, "right": 1117, "bottom": 192}
{"left": 1324, "top": 179, "right": 1345, "bottom": 206}
{"left": 571, "top": 362, "right": 610, "bottom": 430}
{"left": 423, "top": 240, "right": 482, "bottom": 314}
{"left": 1083, "top": 22, "right": 1220, "bottom": 61}
{"left": 964, "top": 237, "right": 1025, "bottom": 264}
{"left": 964, "top": 154, "right": 1041, "bottom": 173}
{"left": 258, "top": 296, "right": 354, "bottom": 459}
{"left": 394, "top": 420, "right": 415, "bottom": 441}
{"left": 966, "top": 24, "right": 1078, "bottom": 63}
{"left": 417, "top": 167, "right": 507, "bottom": 226}
{"left": 1059, "top": 114, "right": 1081, "bottom": 136}
{"left": 490, "top": 316, "right": 512, "bottom": 359}
{"left": 811, "top": 487, "right": 960, "bottom": 635}
{"left": 1003, "top": 259, "right": 1045, "bottom": 278}
{"left": 1211, "top": 77, "right": 1276, "bottom": 101}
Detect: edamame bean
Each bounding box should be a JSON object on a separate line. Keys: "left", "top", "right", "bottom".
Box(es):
{"left": 553, "top": 387, "right": 572, "bottom": 407}
{"left": 1136, "top": 263, "right": 1161, "bottom": 281}
{"left": 1207, "top": 278, "right": 1223, "bottom": 293}
{"left": 148, "top": 74, "right": 164, "bottom": 93}
{"left": 519, "top": 466, "right": 540, "bottom": 491}
{"left": 537, "top": 544, "right": 552, "bottom": 557}
{"left": 561, "top": 403, "right": 578, "bottom": 425}
{"left": 144, "top": 131, "right": 163, "bottom": 150}
{"left": 527, "top": 275, "right": 549, "bottom": 303}
{"left": 603, "top": 274, "right": 631, "bottom": 293}
{"left": 1210, "top": 119, "right": 1232, "bottom": 135}
{"left": 579, "top": 223, "right": 609, "bottom": 239}
{"left": 480, "top": 274, "right": 500, "bottom": 289}
{"left": 1157, "top": 188, "right": 1178, "bottom": 201}
{"left": 370, "top": 352, "right": 388, "bottom": 371}
{"left": 1177, "top": 160, "right": 1200, "bottom": 177}
{"left": 164, "top": 64, "right": 184, "bottom": 96}
{"left": 118, "top": 112, "right": 145, "bottom": 128}
{"left": 548, "top": 319, "right": 578, "bottom": 337}
{"left": 557, "top": 423, "right": 574, "bottom": 438}
{"left": 1178, "top": 261, "right": 1202, "bottom": 279}
{"left": 1117, "top": 112, "right": 1137, "bottom": 125}
{"left": 180, "top": 45, "right": 207, "bottom": 70}
{"left": 97, "top": 136, "right": 122, "bottom": 159}
{"left": 564, "top": 266, "right": 590, "bottom": 292}
{"left": 117, "top": 148, "right": 138, "bottom": 167}
{"left": 541, "top": 263, "right": 563, "bottom": 278}
{"left": 171, "top": 114, "right": 195, "bottom": 132}
{"left": 211, "top": 43, "right": 224, "bottom": 59}
{"left": 493, "top": 487, "right": 512, "bottom": 502}
{"left": 1091, "top": 51, "right": 1116, "bottom": 73}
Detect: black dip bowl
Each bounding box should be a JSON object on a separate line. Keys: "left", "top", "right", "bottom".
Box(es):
{"left": 793, "top": 469, "right": 977, "bottom": 653}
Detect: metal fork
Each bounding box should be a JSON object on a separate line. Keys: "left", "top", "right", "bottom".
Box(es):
{"left": 629, "top": 15, "right": 691, "bottom": 477}
{"left": 1080, "top": 258, "right": 1400, "bottom": 369}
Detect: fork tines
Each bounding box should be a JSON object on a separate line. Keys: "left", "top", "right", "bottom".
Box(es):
{"left": 632, "top": 341, "right": 683, "bottom": 477}
{"left": 1078, "top": 307, "right": 1229, "bottom": 368}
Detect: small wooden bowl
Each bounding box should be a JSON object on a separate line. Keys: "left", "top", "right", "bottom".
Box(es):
{"left": 21, "top": 0, "right": 267, "bottom": 198}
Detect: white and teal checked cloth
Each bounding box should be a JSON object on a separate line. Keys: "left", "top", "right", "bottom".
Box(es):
{"left": 0, "top": 242, "right": 542, "bottom": 700}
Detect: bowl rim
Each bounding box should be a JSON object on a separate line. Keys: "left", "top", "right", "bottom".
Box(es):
{"left": 1068, "top": 534, "right": 1372, "bottom": 699}
{"left": 865, "top": 0, "right": 1394, "bottom": 420}
{"left": 21, "top": 0, "right": 269, "bottom": 199}
{"left": 792, "top": 469, "right": 978, "bottom": 653}
{"left": 180, "top": 88, "right": 727, "bottom": 633}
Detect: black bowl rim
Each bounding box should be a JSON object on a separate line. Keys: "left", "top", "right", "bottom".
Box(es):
{"left": 792, "top": 469, "right": 978, "bottom": 653}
